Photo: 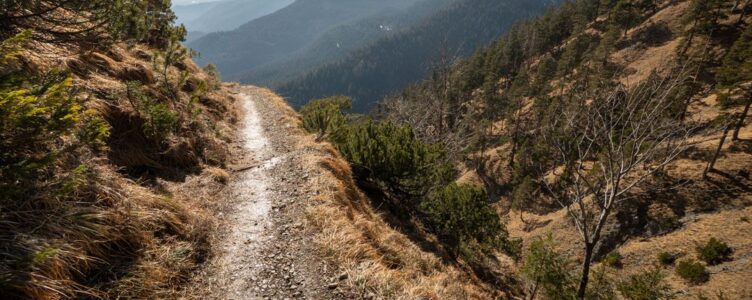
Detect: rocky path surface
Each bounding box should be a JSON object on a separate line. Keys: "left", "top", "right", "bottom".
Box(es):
{"left": 189, "top": 86, "right": 351, "bottom": 300}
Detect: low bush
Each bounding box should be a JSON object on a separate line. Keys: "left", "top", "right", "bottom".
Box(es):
{"left": 522, "top": 237, "right": 577, "bottom": 299}
{"left": 299, "top": 95, "right": 351, "bottom": 142}
{"left": 675, "top": 259, "right": 709, "bottom": 284}
{"left": 657, "top": 251, "right": 677, "bottom": 266}
{"left": 696, "top": 238, "right": 732, "bottom": 265}
{"left": 617, "top": 268, "right": 673, "bottom": 300}
{"left": 602, "top": 251, "right": 624, "bottom": 268}
{"left": 420, "top": 184, "right": 505, "bottom": 254}
{"left": 337, "top": 120, "right": 455, "bottom": 199}
{"left": 126, "top": 82, "right": 179, "bottom": 139}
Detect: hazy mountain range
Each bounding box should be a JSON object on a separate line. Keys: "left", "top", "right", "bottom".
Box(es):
{"left": 173, "top": 0, "right": 294, "bottom": 41}
{"left": 185, "top": 0, "right": 556, "bottom": 111}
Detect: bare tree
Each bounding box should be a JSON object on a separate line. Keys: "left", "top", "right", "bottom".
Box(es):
{"left": 537, "top": 73, "right": 698, "bottom": 299}
{"left": 705, "top": 122, "right": 732, "bottom": 177}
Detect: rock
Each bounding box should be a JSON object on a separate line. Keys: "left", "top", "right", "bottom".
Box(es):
{"left": 65, "top": 58, "right": 90, "bottom": 77}
{"left": 133, "top": 49, "right": 152, "bottom": 60}
{"left": 81, "top": 52, "right": 121, "bottom": 76}
{"left": 327, "top": 282, "right": 338, "bottom": 290}
{"left": 182, "top": 76, "right": 204, "bottom": 93}
{"left": 337, "top": 272, "right": 348, "bottom": 281}
{"left": 119, "top": 64, "right": 155, "bottom": 84}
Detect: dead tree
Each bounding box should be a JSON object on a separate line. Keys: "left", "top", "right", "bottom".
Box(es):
{"left": 538, "top": 73, "right": 697, "bottom": 299}
{"left": 705, "top": 122, "right": 733, "bottom": 177}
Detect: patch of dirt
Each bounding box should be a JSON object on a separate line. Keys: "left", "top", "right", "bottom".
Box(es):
{"left": 185, "top": 86, "right": 353, "bottom": 299}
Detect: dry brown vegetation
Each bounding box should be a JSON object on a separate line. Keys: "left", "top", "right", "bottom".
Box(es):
{"left": 1, "top": 36, "right": 239, "bottom": 298}
{"left": 360, "top": 0, "right": 752, "bottom": 299}
{"left": 494, "top": 1, "right": 752, "bottom": 298}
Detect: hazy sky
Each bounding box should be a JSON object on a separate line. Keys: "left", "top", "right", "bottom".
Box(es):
{"left": 173, "top": 0, "right": 222, "bottom": 5}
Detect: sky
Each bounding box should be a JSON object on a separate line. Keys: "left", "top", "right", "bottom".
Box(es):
{"left": 172, "top": 0, "right": 222, "bottom": 5}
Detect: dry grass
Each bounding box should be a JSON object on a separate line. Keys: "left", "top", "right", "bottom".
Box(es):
{"left": 472, "top": 1, "right": 752, "bottom": 298}
{"left": 304, "top": 154, "right": 498, "bottom": 299}
{"left": 1, "top": 35, "right": 238, "bottom": 299}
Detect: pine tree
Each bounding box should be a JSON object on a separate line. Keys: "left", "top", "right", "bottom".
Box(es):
{"left": 717, "top": 24, "right": 752, "bottom": 140}
{"left": 611, "top": 0, "right": 639, "bottom": 36}
{"left": 421, "top": 184, "right": 505, "bottom": 254}
{"left": 1, "top": 0, "right": 182, "bottom": 48}
{"left": 679, "top": 0, "right": 727, "bottom": 57}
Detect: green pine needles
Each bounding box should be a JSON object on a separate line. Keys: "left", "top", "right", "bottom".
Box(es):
{"left": 1, "top": 32, "right": 109, "bottom": 197}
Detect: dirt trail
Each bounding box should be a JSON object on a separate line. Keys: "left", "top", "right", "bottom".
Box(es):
{"left": 189, "top": 86, "right": 350, "bottom": 300}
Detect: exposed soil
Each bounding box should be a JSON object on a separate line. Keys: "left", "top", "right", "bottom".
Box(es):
{"left": 187, "top": 86, "right": 352, "bottom": 300}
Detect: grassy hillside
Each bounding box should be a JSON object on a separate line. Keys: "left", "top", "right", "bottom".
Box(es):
{"left": 299, "top": 0, "right": 752, "bottom": 298}
{"left": 276, "top": 0, "right": 557, "bottom": 112}
{"left": 0, "top": 2, "right": 238, "bottom": 298}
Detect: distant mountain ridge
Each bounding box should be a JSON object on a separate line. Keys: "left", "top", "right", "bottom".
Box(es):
{"left": 237, "top": 0, "right": 458, "bottom": 87}
{"left": 276, "top": 0, "right": 558, "bottom": 112}
{"left": 188, "top": 0, "right": 423, "bottom": 77}
{"left": 183, "top": 0, "right": 295, "bottom": 33}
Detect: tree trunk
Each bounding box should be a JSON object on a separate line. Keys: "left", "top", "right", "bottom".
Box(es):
{"left": 680, "top": 95, "right": 692, "bottom": 123}
{"left": 576, "top": 242, "right": 595, "bottom": 299}
{"left": 738, "top": 0, "right": 751, "bottom": 25}
{"left": 733, "top": 97, "right": 751, "bottom": 140}
{"left": 705, "top": 125, "right": 731, "bottom": 177}
{"left": 528, "top": 279, "right": 540, "bottom": 300}
{"left": 679, "top": 18, "right": 699, "bottom": 58}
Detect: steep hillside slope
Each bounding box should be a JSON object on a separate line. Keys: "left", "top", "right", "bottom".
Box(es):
{"left": 1, "top": 2, "right": 238, "bottom": 298}
{"left": 277, "top": 0, "right": 557, "bottom": 112}
{"left": 371, "top": 0, "right": 752, "bottom": 298}
{"left": 237, "top": 0, "right": 457, "bottom": 87}
{"left": 188, "top": 0, "right": 423, "bottom": 77}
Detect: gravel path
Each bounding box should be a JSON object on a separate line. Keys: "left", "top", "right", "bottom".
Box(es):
{"left": 189, "top": 86, "right": 351, "bottom": 300}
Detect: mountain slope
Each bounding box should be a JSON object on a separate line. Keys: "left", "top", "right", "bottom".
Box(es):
{"left": 1, "top": 2, "right": 238, "bottom": 298}
{"left": 188, "top": 0, "right": 423, "bottom": 77}
{"left": 173, "top": 1, "right": 220, "bottom": 25}
{"left": 372, "top": 0, "right": 752, "bottom": 298}
{"left": 183, "top": 0, "right": 294, "bottom": 33}
{"left": 276, "top": 0, "right": 557, "bottom": 112}
{"left": 237, "top": 0, "right": 457, "bottom": 87}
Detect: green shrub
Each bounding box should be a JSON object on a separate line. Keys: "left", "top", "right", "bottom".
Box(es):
{"left": 420, "top": 184, "right": 505, "bottom": 253}
{"left": 338, "top": 120, "right": 455, "bottom": 199}
{"left": 603, "top": 251, "right": 623, "bottom": 268}
{"left": 125, "top": 82, "right": 179, "bottom": 139}
{"left": 203, "top": 63, "right": 221, "bottom": 83}
{"left": 675, "top": 259, "right": 709, "bottom": 284}
{"left": 152, "top": 40, "right": 189, "bottom": 99}
{"left": 77, "top": 110, "right": 111, "bottom": 151}
{"left": 299, "top": 96, "right": 351, "bottom": 142}
{"left": 143, "top": 101, "right": 179, "bottom": 139}
{"left": 587, "top": 266, "right": 617, "bottom": 300}
{"left": 617, "top": 268, "right": 673, "bottom": 300}
{"left": 522, "top": 237, "right": 577, "bottom": 299}
{"left": 657, "top": 252, "right": 677, "bottom": 266}
{"left": 0, "top": 70, "right": 82, "bottom": 189}
{"left": 696, "top": 238, "right": 732, "bottom": 265}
